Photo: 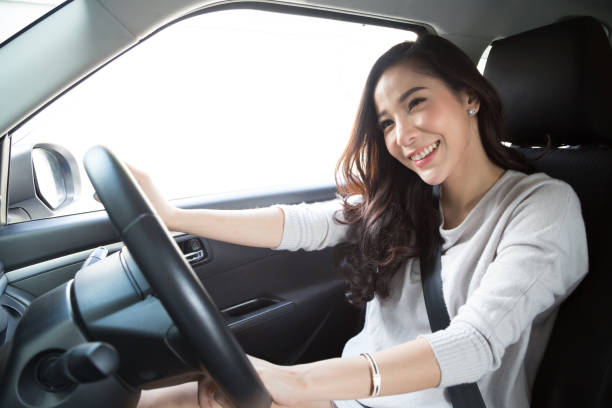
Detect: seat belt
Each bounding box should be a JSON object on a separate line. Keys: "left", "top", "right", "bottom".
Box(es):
{"left": 420, "top": 185, "right": 486, "bottom": 408}
{"left": 354, "top": 186, "right": 486, "bottom": 408}
{"left": 354, "top": 247, "right": 487, "bottom": 408}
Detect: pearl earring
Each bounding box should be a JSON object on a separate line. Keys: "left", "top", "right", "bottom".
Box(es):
{"left": 468, "top": 108, "right": 477, "bottom": 116}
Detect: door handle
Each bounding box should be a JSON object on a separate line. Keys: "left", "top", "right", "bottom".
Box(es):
{"left": 221, "top": 297, "right": 295, "bottom": 333}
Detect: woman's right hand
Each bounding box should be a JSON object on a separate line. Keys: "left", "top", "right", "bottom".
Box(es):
{"left": 124, "top": 163, "right": 178, "bottom": 229}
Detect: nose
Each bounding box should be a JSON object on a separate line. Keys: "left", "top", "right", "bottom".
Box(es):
{"left": 393, "top": 116, "right": 417, "bottom": 147}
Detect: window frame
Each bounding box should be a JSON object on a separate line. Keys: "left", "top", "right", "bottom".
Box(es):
{"left": 2, "top": 1, "right": 429, "bottom": 226}
{"left": 0, "top": 0, "right": 73, "bottom": 49}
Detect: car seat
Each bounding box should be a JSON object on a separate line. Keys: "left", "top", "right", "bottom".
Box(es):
{"left": 483, "top": 16, "right": 612, "bottom": 407}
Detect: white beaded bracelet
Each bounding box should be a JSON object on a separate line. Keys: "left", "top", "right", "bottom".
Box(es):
{"left": 360, "top": 352, "right": 381, "bottom": 397}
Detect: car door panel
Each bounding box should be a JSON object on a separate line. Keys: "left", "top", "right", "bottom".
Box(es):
{"left": 6, "top": 242, "right": 124, "bottom": 297}
{"left": 0, "top": 185, "right": 337, "bottom": 270}
{"left": 0, "top": 185, "right": 363, "bottom": 366}
{"left": 201, "top": 244, "right": 359, "bottom": 363}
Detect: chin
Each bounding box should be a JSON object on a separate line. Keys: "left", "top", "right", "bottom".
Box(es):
{"left": 417, "top": 171, "right": 446, "bottom": 187}
{"left": 403, "top": 160, "right": 444, "bottom": 186}
{"left": 404, "top": 157, "right": 447, "bottom": 186}
{"left": 422, "top": 179, "right": 442, "bottom": 187}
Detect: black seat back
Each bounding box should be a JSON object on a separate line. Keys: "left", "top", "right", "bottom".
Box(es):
{"left": 484, "top": 17, "right": 612, "bottom": 407}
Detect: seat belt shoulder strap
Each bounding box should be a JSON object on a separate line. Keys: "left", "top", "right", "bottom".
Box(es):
{"left": 420, "top": 185, "right": 486, "bottom": 408}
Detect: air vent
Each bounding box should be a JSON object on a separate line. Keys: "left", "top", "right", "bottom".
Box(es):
{"left": 176, "top": 236, "right": 210, "bottom": 266}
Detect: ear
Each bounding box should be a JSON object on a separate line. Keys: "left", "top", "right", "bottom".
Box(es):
{"left": 464, "top": 90, "right": 480, "bottom": 112}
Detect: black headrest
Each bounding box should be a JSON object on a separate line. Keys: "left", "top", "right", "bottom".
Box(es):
{"left": 484, "top": 17, "right": 612, "bottom": 146}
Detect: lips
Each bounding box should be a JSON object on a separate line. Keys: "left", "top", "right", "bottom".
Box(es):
{"left": 408, "top": 140, "right": 440, "bottom": 161}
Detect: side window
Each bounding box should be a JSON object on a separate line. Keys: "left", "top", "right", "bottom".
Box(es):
{"left": 9, "top": 8, "right": 415, "bottom": 223}
{"left": 0, "top": 0, "right": 64, "bottom": 43}
{"left": 477, "top": 45, "right": 492, "bottom": 74}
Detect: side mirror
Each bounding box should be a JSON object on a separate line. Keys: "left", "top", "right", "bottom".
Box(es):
{"left": 8, "top": 143, "right": 81, "bottom": 221}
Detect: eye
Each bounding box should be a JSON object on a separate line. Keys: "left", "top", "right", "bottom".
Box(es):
{"left": 408, "top": 97, "right": 426, "bottom": 111}
{"left": 379, "top": 119, "right": 393, "bottom": 131}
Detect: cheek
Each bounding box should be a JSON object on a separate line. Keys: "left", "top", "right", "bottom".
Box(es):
{"left": 384, "top": 138, "right": 411, "bottom": 166}
{"left": 384, "top": 135, "right": 400, "bottom": 159}
{"left": 416, "top": 105, "right": 446, "bottom": 132}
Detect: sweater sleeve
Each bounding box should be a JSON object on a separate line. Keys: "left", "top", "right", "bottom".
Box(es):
{"left": 272, "top": 195, "right": 361, "bottom": 251}
{"left": 420, "top": 181, "right": 588, "bottom": 387}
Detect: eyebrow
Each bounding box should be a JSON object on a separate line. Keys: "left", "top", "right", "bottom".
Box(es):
{"left": 377, "top": 86, "right": 426, "bottom": 118}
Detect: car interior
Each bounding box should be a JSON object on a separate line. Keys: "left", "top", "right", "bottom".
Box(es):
{"left": 0, "top": 1, "right": 611, "bottom": 407}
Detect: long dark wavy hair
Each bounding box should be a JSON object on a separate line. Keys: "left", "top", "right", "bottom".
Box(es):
{"left": 334, "top": 35, "right": 540, "bottom": 308}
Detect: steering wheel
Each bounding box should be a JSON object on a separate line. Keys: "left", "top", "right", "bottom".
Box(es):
{"left": 83, "top": 145, "right": 272, "bottom": 408}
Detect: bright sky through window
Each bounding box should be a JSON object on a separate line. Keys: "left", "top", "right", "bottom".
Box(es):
{"left": 0, "top": 0, "right": 64, "bottom": 44}
{"left": 11, "top": 9, "right": 415, "bottom": 220}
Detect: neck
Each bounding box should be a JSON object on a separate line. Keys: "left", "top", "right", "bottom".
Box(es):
{"left": 440, "top": 144, "right": 505, "bottom": 227}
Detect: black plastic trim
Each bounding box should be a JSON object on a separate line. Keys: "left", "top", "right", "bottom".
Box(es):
{"left": 0, "top": 184, "right": 336, "bottom": 274}
{"left": 0, "top": 211, "right": 118, "bottom": 271}
{"left": 0, "top": 134, "right": 11, "bottom": 226}
{"left": 222, "top": 297, "right": 295, "bottom": 334}
{"left": 175, "top": 234, "right": 212, "bottom": 266}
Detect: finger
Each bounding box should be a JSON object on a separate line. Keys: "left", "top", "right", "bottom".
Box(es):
{"left": 197, "top": 377, "right": 215, "bottom": 408}
{"left": 198, "top": 382, "right": 217, "bottom": 408}
{"left": 208, "top": 386, "right": 217, "bottom": 408}
{"left": 137, "top": 382, "right": 199, "bottom": 408}
{"left": 212, "top": 389, "right": 233, "bottom": 408}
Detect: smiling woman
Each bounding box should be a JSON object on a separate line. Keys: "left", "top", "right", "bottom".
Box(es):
{"left": 1, "top": 1, "right": 609, "bottom": 408}
{"left": 131, "top": 32, "right": 589, "bottom": 408}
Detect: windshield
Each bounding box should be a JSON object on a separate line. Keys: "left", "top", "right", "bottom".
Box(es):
{"left": 0, "top": 0, "right": 66, "bottom": 45}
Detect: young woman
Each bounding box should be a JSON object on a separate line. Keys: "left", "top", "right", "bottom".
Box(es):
{"left": 137, "top": 35, "right": 588, "bottom": 408}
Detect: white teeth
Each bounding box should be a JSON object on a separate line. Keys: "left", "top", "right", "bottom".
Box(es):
{"left": 410, "top": 141, "right": 439, "bottom": 161}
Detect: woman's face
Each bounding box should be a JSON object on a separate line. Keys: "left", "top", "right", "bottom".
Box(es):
{"left": 373, "top": 63, "right": 479, "bottom": 186}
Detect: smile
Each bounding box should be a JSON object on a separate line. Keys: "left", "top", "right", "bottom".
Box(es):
{"left": 409, "top": 141, "right": 440, "bottom": 161}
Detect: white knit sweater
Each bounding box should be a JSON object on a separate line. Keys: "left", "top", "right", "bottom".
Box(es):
{"left": 273, "top": 170, "right": 588, "bottom": 408}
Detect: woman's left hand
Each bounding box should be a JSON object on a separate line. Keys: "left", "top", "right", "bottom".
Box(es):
{"left": 197, "top": 355, "right": 306, "bottom": 408}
